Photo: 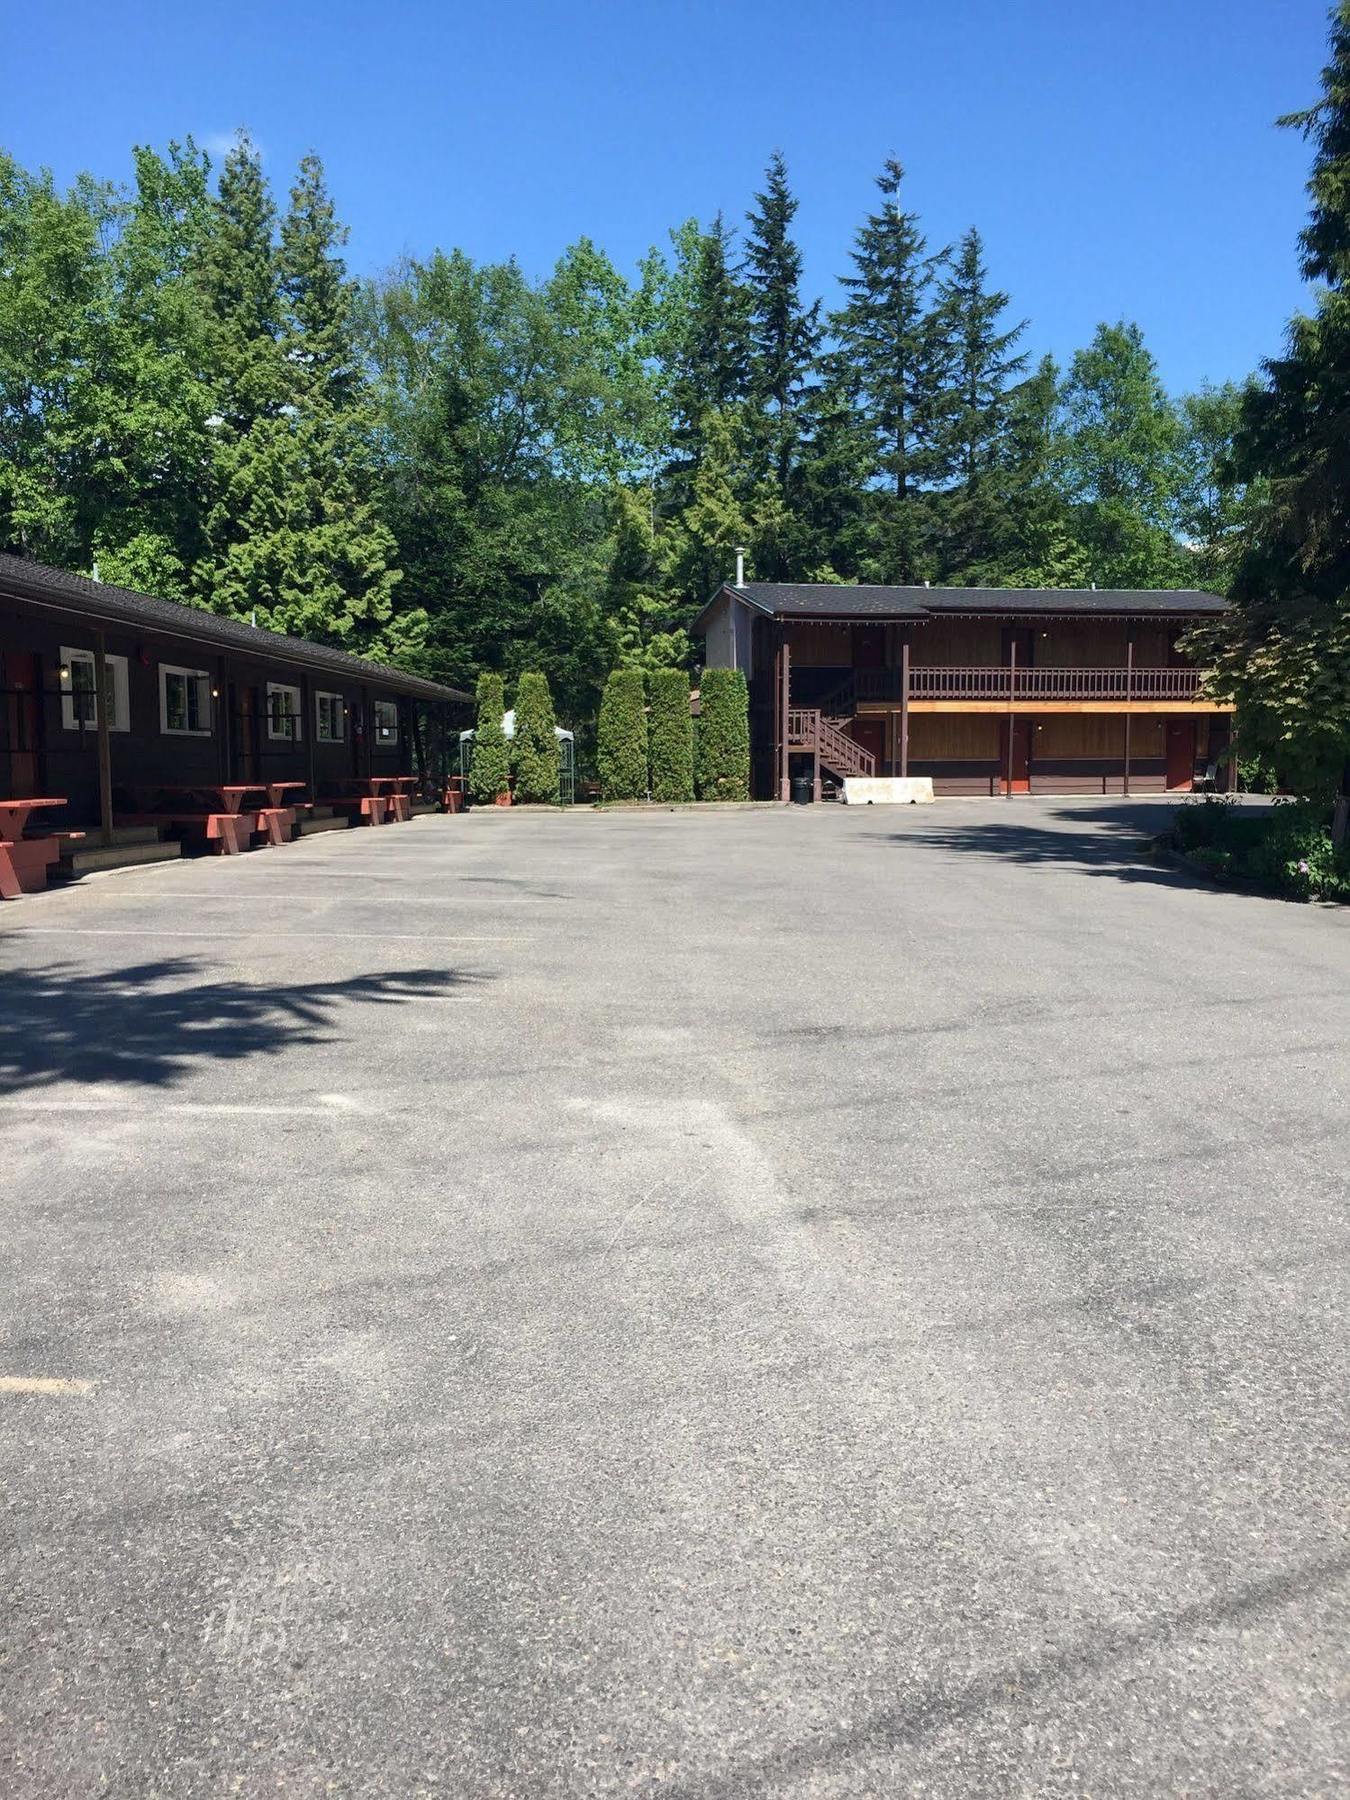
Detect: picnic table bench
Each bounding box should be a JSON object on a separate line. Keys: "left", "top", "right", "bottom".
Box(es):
{"left": 0, "top": 797, "right": 84, "bottom": 898}
{"left": 118, "top": 782, "right": 310, "bottom": 854}
{"left": 320, "top": 776, "right": 416, "bottom": 825}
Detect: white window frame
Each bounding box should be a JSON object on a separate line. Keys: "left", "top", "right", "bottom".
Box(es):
{"left": 60, "top": 646, "right": 129, "bottom": 732}
{"left": 266, "top": 681, "right": 303, "bottom": 743}
{"left": 315, "top": 690, "right": 346, "bottom": 744}
{"left": 372, "top": 698, "right": 400, "bottom": 748}
{"left": 159, "top": 663, "right": 213, "bottom": 737}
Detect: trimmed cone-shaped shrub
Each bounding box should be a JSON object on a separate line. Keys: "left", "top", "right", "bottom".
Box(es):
{"left": 597, "top": 668, "right": 648, "bottom": 800}
{"left": 470, "top": 672, "right": 510, "bottom": 804}
{"left": 696, "top": 668, "right": 750, "bottom": 801}
{"left": 512, "top": 671, "right": 561, "bottom": 804}
{"left": 648, "top": 668, "right": 694, "bottom": 802}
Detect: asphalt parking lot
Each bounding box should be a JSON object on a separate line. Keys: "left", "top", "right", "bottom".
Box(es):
{"left": 2, "top": 797, "right": 1347, "bottom": 1796}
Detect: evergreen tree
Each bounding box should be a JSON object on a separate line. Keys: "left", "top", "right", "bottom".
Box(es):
{"left": 196, "top": 132, "right": 284, "bottom": 431}
{"left": 743, "top": 153, "right": 820, "bottom": 496}
{"left": 1057, "top": 321, "right": 1186, "bottom": 587}
{"left": 279, "top": 150, "right": 359, "bottom": 412}
{"left": 597, "top": 667, "right": 648, "bottom": 799}
{"left": 91, "top": 142, "right": 215, "bottom": 597}
{"left": 695, "top": 667, "right": 750, "bottom": 800}
{"left": 930, "top": 228, "right": 1027, "bottom": 573}
{"left": 196, "top": 141, "right": 405, "bottom": 650}
{"left": 665, "top": 215, "right": 751, "bottom": 494}
{"left": 1201, "top": 1, "right": 1350, "bottom": 794}
{"left": 512, "top": 671, "right": 561, "bottom": 803}
{"left": 830, "top": 159, "right": 946, "bottom": 582}
{"left": 470, "top": 671, "right": 510, "bottom": 802}
{"left": 648, "top": 667, "right": 694, "bottom": 801}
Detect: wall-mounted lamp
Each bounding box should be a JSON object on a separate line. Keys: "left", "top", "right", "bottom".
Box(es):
{"left": 59, "top": 663, "right": 70, "bottom": 682}
{"left": 210, "top": 687, "right": 220, "bottom": 699}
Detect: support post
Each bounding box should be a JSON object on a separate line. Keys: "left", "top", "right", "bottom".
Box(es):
{"left": 900, "top": 640, "right": 910, "bottom": 779}
{"left": 1005, "top": 639, "right": 1016, "bottom": 798}
{"left": 93, "top": 630, "right": 114, "bottom": 848}
{"left": 778, "top": 635, "right": 791, "bottom": 801}
{"left": 301, "top": 671, "right": 317, "bottom": 798}
{"left": 1123, "top": 629, "right": 1133, "bottom": 797}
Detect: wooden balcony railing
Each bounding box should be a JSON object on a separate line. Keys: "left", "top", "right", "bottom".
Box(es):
{"left": 848, "top": 665, "right": 1204, "bottom": 704}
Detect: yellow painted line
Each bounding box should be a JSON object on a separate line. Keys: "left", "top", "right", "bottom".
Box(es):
{"left": 0, "top": 1376, "right": 93, "bottom": 1396}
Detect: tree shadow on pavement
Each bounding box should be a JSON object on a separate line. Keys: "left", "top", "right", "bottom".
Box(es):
{"left": 858, "top": 808, "right": 1217, "bottom": 891}
{"left": 0, "top": 958, "right": 484, "bottom": 1094}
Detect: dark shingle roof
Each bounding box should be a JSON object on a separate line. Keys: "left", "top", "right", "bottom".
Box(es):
{"left": 0, "top": 553, "right": 471, "bottom": 704}
{"left": 695, "top": 581, "right": 1229, "bottom": 629}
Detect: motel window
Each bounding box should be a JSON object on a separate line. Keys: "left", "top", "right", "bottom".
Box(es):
{"left": 266, "top": 682, "right": 303, "bottom": 742}
{"left": 372, "top": 699, "right": 400, "bottom": 748}
{"left": 159, "top": 664, "right": 213, "bottom": 736}
{"left": 60, "top": 647, "right": 129, "bottom": 732}
{"left": 315, "top": 691, "right": 346, "bottom": 743}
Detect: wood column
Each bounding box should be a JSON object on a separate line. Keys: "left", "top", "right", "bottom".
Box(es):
{"left": 778, "top": 634, "right": 791, "bottom": 801}
{"left": 1004, "top": 640, "right": 1016, "bottom": 798}
{"left": 899, "top": 640, "right": 910, "bottom": 779}
{"left": 1123, "top": 629, "right": 1134, "bottom": 797}
{"left": 93, "top": 630, "right": 114, "bottom": 848}
{"left": 301, "top": 671, "right": 317, "bottom": 797}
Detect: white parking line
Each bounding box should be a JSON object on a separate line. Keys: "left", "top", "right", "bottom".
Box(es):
{"left": 3, "top": 928, "right": 524, "bottom": 943}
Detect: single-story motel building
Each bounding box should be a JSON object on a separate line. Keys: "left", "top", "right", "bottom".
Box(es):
{"left": 694, "top": 580, "right": 1236, "bottom": 800}
{"left": 0, "top": 554, "right": 470, "bottom": 863}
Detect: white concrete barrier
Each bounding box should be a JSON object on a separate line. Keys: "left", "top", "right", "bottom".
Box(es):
{"left": 840, "top": 777, "right": 935, "bottom": 806}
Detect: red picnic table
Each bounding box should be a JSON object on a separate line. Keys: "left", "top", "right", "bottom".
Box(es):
{"left": 118, "top": 782, "right": 294, "bottom": 854}
{"left": 321, "top": 775, "right": 416, "bottom": 825}
{"left": 0, "top": 797, "right": 83, "bottom": 898}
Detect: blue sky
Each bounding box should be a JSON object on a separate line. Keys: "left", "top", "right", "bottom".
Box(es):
{"left": 4, "top": 0, "right": 1333, "bottom": 394}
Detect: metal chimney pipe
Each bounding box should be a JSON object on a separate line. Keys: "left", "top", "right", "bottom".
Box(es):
{"left": 734, "top": 547, "right": 747, "bottom": 588}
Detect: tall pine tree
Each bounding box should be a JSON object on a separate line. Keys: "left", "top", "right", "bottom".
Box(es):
{"left": 743, "top": 153, "right": 820, "bottom": 521}
{"left": 195, "top": 138, "right": 404, "bottom": 650}
{"left": 830, "top": 159, "right": 946, "bottom": 582}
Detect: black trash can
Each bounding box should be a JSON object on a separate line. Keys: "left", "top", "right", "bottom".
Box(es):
{"left": 791, "top": 774, "right": 813, "bottom": 805}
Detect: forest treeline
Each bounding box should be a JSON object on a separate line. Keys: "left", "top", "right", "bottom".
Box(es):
{"left": 0, "top": 136, "right": 1253, "bottom": 728}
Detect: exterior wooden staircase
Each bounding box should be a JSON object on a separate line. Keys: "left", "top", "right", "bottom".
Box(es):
{"left": 787, "top": 708, "right": 875, "bottom": 781}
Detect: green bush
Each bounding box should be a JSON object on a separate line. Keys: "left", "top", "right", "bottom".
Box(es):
{"left": 648, "top": 668, "right": 694, "bottom": 802}
{"left": 597, "top": 668, "right": 648, "bottom": 800}
{"left": 1172, "top": 796, "right": 1350, "bottom": 900}
{"left": 696, "top": 667, "right": 750, "bottom": 801}
{"left": 469, "top": 672, "right": 510, "bottom": 804}
{"left": 512, "top": 671, "right": 560, "bottom": 804}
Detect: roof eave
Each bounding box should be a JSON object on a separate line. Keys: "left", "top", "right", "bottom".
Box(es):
{"left": 0, "top": 568, "right": 470, "bottom": 704}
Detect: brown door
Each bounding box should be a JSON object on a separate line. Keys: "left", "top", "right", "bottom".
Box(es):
{"left": 999, "top": 717, "right": 1032, "bottom": 792}
{"left": 1, "top": 652, "right": 41, "bottom": 797}
{"left": 853, "top": 625, "right": 885, "bottom": 669}
{"left": 847, "top": 717, "right": 885, "bottom": 772}
{"left": 1166, "top": 719, "right": 1196, "bottom": 790}
{"left": 231, "top": 683, "right": 259, "bottom": 783}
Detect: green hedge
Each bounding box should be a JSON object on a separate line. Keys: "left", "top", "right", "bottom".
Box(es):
{"left": 597, "top": 668, "right": 648, "bottom": 800}
{"left": 648, "top": 668, "right": 694, "bottom": 802}
{"left": 469, "top": 672, "right": 510, "bottom": 804}
{"left": 696, "top": 668, "right": 750, "bottom": 801}
{"left": 512, "top": 671, "right": 560, "bottom": 803}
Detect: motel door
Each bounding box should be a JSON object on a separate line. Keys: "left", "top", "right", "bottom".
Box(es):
{"left": 1165, "top": 720, "right": 1196, "bottom": 790}
{"left": 999, "top": 717, "right": 1032, "bottom": 793}
{"left": 1, "top": 651, "right": 41, "bottom": 798}
{"left": 852, "top": 625, "right": 885, "bottom": 669}
{"left": 230, "top": 683, "right": 260, "bottom": 784}
{"left": 847, "top": 716, "right": 885, "bottom": 773}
